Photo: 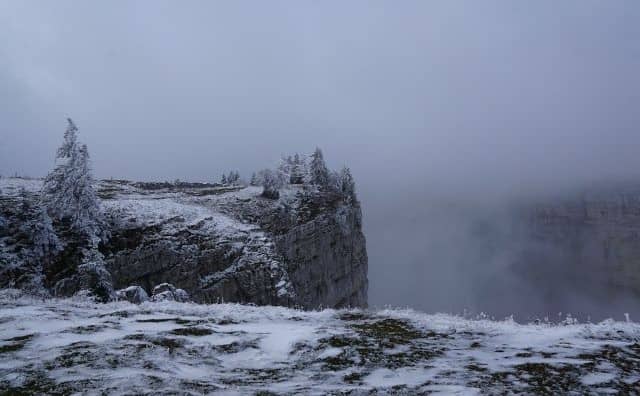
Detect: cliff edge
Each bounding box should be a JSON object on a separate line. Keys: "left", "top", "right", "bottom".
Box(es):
{"left": 0, "top": 178, "right": 368, "bottom": 309}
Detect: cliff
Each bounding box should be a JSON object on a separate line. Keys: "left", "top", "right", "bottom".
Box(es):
{"left": 0, "top": 178, "right": 368, "bottom": 309}
{"left": 516, "top": 184, "right": 640, "bottom": 298}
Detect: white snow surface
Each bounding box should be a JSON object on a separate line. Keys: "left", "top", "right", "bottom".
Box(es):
{"left": 0, "top": 177, "right": 43, "bottom": 192}
{"left": 1, "top": 291, "right": 638, "bottom": 395}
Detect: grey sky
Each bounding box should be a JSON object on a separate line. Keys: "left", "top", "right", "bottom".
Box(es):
{"left": 1, "top": 1, "right": 639, "bottom": 318}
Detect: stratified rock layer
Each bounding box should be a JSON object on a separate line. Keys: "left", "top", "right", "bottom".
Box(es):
{"left": 276, "top": 205, "right": 368, "bottom": 309}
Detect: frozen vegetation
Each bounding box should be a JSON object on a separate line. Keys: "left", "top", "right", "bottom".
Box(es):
{"left": 0, "top": 290, "right": 639, "bottom": 394}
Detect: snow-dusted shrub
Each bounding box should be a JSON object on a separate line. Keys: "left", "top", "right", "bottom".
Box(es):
{"left": 260, "top": 169, "right": 281, "bottom": 199}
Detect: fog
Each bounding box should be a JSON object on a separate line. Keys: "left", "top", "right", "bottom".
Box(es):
{"left": 2, "top": 1, "right": 640, "bottom": 320}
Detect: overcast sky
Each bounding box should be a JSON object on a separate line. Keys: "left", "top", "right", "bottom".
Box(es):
{"left": 2, "top": 1, "right": 639, "bottom": 318}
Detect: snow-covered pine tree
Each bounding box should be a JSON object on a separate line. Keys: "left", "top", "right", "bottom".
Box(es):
{"left": 42, "top": 118, "right": 80, "bottom": 220}
{"left": 74, "top": 248, "right": 115, "bottom": 302}
{"left": 57, "top": 117, "right": 78, "bottom": 158}
{"left": 277, "top": 156, "right": 293, "bottom": 185}
{"left": 308, "top": 147, "right": 330, "bottom": 187}
{"left": 231, "top": 171, "right": 240, "bottom": 184}
{"left": 41, "top": 119, "right": 107, "bottom": 246}
{"left": 338, "top": 166, "right": 357, "bottom": 204}
{"left": 72, "top": 144, "right": 107, "bottom": 245}
{"left": 290, "top": 153, "right": 305, "bottom": 184}
{"left": 11, "top": 194, "right": 63, "bottom": 295}
{"left": 28, "top": 205, "right": 63, "bottom": 261}
{"left": 250, "top": 172, "right": 258, "bottom": 186}
{"left": 223, "top": 171, "right": 239, "bottom": 185}
{"left": 221, "top": 174, "right": 227, "bottom": 185}
{"left": 255, "top": 169, "right": 268, "bottom": 186}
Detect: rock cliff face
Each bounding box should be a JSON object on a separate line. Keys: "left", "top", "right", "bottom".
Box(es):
{"left": 0, "top": 178, "right": 368, "bottom": 309}
{"left": 275, "top": 204, "right": 368, "bottom": 309}
{"left": 516, "top": 185, "right": 640, "bottom": 298}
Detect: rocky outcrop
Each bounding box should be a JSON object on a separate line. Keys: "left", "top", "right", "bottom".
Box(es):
{"left": 102, "top": 212, "right": 297, "bottom": 307}
{"left": 0, "top": 178, "right": 368, "bottom": 309}
{"left": 97, "top": 181, "right": 368, "bottom": 309}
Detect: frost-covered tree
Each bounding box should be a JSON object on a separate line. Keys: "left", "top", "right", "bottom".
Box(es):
{"left": 308, "top": 147, "right": 329, "bottom": 187}
{"left": 290, "top": 153, "right": 306, "bottom": 184}
{"left": 27, "top": 206, "right": 63, "bottom": 261}
{"left": 72, "top": 144, "right": 106, "bottom": 244}
{"left": 229, "top": 171, "right": 240, "bottom": 184}
{"left": 41, "top": 119, "right": 107, "bottom": 246}
{"left": 222, "top": 171, "right": 240, "bottom": 185}
{"left": 21, "top": 205, "right": 63, "bottom": 294}
{"left": 250, "top": 172, "right": 259, "bottom": 186}
{"left": 277, "top": 156, "right": 293, "bottom": 185}
{"left": 9, "top": 193, "right": 63, "bottom": 295}
{"left": 57, "top": 118, "right": 78, "bottom": 158}
{"left": 260, "top": 169, "right": 281, "bottom": 199}
{"left": 338, "top": 166, "right": 357, "bottom": 204}
{"left": 74, "top": 249, "right": 115, "bottom": 302}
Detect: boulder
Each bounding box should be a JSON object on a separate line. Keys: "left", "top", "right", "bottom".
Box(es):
{"left": 150, "top": 283, "right": 190, "bottom": 302}
{"left": 115, "top": 285, "right": 149, "bottom": 304}
{"left": 152, "top": 283, "right": 176, "bottom": 295}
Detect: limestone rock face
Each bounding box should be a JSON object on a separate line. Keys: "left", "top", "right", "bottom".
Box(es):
{"left": 96, "top": 181, "right": 368, "bottom": 309}
{"left": 275, "top": 205, "right": 368, "bottom": 309}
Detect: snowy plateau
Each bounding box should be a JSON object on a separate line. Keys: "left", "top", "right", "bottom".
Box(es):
{"left": 1, "top": 291, "right": 639, "bottom": 395}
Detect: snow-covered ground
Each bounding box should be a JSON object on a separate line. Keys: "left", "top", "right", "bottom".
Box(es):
{"left": 1, "top": 291, "right": 638, "bottom": 395}
{"left": 0, "top": 177, "right": 43, "bottom": 195}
